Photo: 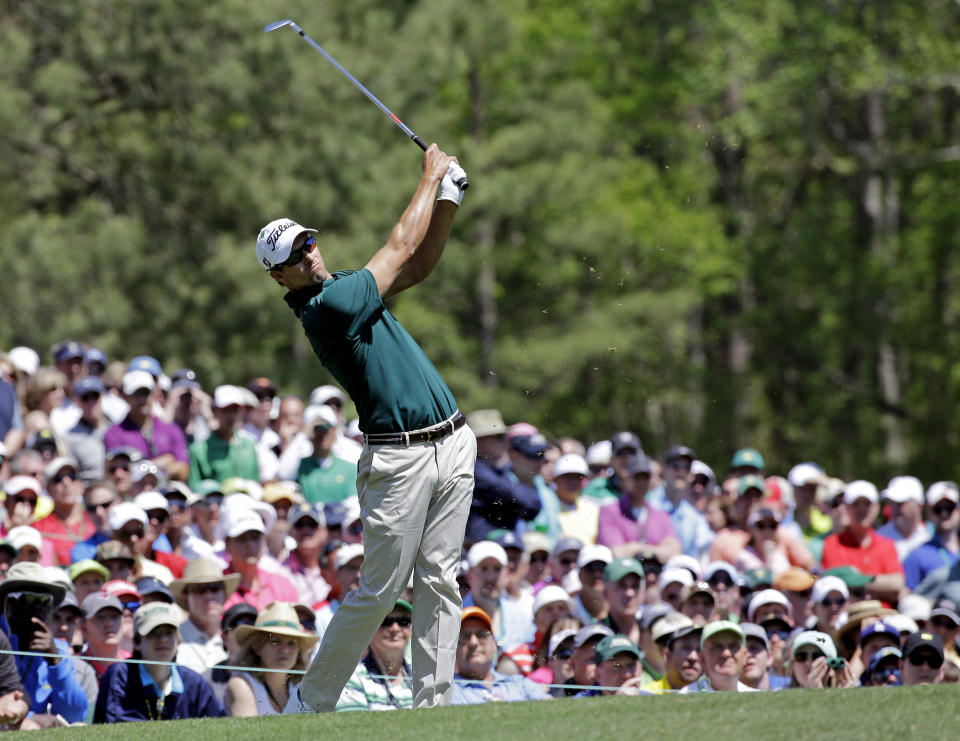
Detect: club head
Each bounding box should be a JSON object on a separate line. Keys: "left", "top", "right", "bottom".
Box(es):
{"left": 264, "top": 19, "right": 295, "bottom": 33}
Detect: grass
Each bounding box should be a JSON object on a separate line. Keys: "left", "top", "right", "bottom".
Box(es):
{"left": 32, "top": 684, "right": 959, "bottom": 740}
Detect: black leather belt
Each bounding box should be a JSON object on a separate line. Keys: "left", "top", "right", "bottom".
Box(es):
{"left": 363, "top": 411, "right": 466, "bottom": 446}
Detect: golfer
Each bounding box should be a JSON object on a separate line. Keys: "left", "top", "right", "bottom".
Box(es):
{"left": 256, "top": 144, "right": 475, "bottom": 711}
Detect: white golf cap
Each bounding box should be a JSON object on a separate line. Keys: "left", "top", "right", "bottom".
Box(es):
{"left": 134, "top": 491, "right": 170, "bottom": 514}
{"left": 224, "top": 509, "right": 266, "bottom": 539}
{"left": 664, "top": 554, "right": 701, "bottom": 580}
{"left": 8, "top": 346, "right": 40, "bottom": 376}
{"left": 747, "top": 588, "right": 793, "bottom": 621}
{"left": 548, "top": 628, "right": 579, "bottom": 657}
{"left": 334, "top": 543, "right": 364, "bottom": 571}
{"left": 897, "top": 593, "right": 933, "bottom": 622}
{"left": 304, "top": 404, "right": 339, "bottom": 430}
{"left": 44, "top": 457, "right": 78, "bottom": 480}
{"left": 842, "top": 479, "right": 879, "bottom": 505}
{"left": 884, "top": 614, "right": 919, "bottom": 636}
{"left": 585, "top": 440, "right": 612, "bottom": 467}
{"left": 691, "top": 459, "right": 716, "bottom": 484}
{"left": 811, "top": 576, "right": 849, "bottom": 604}
{"left": 213, "top": 385, "right": 247, "bottom": 409}
{"left": 466, "top": 540, "right": 508, "bottom": 569}
{"left": 553, "top": 454, "right": 590, "bottom": 478}
{"left": 577, "top": 544, "right": 613, "bottom": 569}
{"left": 787, "top": 463, "right": 827, "bottom": 487}
{"left": 881, "top": 475, "right": 924, "bottom": 504}
{"left": 122, "top": 370, "right": 155, "bottom": 396}
{"left": 658, "top": 567, "right": 695, "bottom": 591}
{"left": 309, "top": 385, "right": 346, "bottom": 407}
{"left": 532, "top": 584, "right": 575, "bottom": 616}
{"left": 3, "top": 475, "right": 45, "bottom": 498}
{"left": 704, "top": 561, "right": 738, "bottom": 582}
{"left": 108, "top": 501, "right": 148, "bottom": 531}
{"left": 7, "top": 525, "right": 42, "bottom": 553}
{"left": 927, "top": 481, "right": 960, "bottom": 507}
{"left": 255, "top": 218, "right": 317, "bottom": 270}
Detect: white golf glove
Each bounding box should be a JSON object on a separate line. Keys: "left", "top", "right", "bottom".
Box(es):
{"left": 437, "top": 163, "right": 467, "bottom": 205}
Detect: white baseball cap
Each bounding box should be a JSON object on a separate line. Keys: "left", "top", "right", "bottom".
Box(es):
{"left": 466, "top": 541, "right": 508, "bottom": 569}
{"left": 213, "top": 385, "right": 247, "bottom": 409}
{"left": 7, "top": 525, "right": 42, "bottom": 553}
{"left": 664, "top": 554, "right": 701, "bottom": 580}
{"left": 304, "top": 404, "right": 339, "bottom": 430}
{"left": 8, "top": 346, "right": 40, "bottom": 376}
{"left": 548, "top": 628, "right": 579, "bottom": 657}
{"left": 3, "top": 475, "right": 45, "bottom": 498}
{"left": 811, "top": 576, "right": 849, "bottom": 604}
{"left": 585, "top": 440, "right": 612, "bottom": 467}
{"left": 122, "top": 370, "right": 155, "bottom": 396}
{"left": 926, "top": 481, "right": 959, "bottom": 508}
{"left": 553, "top": 454, "right": 590, "bottom": 478}
{"left": 787, "top": 463, "right": 827, "bottom": 487}
{"left": 309, "top": 385, "right": 346, "bottom": 407}
{"left": 704, "top": 561, "right": 738, "bottom": 583}
{"left": 842, "top": 480, "right": 879, "bottom": 505}
{"left": 658, "top": 567, "right": 695, "bottom": 591}
{"left": 334, "top": 543, "right": 364, "bottom": 571}
{"left": 532, "top": 585, "right": 575, "bottom": 616}
{"left": 224, "top": 509, "right": 266, "bottom": 539}
{"left": 577, "top": 544, "right": 613, "bottom": 569}
{"left": 881, "top": 476, "right": 924, "bottom": 504}
{"left": 747, "top": 588, "right": 792, "bottom": 621}
{"left": 134, "top": 491, "right": 170, "bottom": 514}
{"left": 108, "top": 502, "right": 148, "bottom": 531}
{"left": 256, "top": 218, "right": 317, "bottom": 270}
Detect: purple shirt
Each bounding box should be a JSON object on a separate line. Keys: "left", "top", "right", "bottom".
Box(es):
{"left": 103, "top": 415, "right": 189, "bottom": 463}
{"left": 597, "top": 495, "right": 677, "bottom": 549}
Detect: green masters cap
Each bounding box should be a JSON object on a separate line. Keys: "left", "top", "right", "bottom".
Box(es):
{"left": 603, "top": 557, "right": 645, "bottom": 583}
{"left": 731, "top": 448, "right": 765, "bottom": 471}
{"left": 823, "top": 565, "right": 874, "bottom": 589}
{"left": 740, "top": 567, "right": 774, "bottom": 590}
{"left": 700, "top": 620, "right": 745, "bottom": 649}
{"left": 395, "top": 599, "right": 413, "bottom": 613}
{"left": 738, "top": 474, "right": 767, "bottom": 496}
{"left": 195, "top": 479, "right": 224, "bottom": 498}
{"left": 594, "top": 634, "right": 642, "bottom": 664}
{"left": 68, "top": 559, "right": 110, "bottom": 582}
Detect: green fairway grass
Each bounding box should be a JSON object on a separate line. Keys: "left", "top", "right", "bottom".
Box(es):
{"left": 30, "top": 685, "right": 959, "bottom": 740}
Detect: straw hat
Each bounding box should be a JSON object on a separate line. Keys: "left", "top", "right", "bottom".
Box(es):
{"left": 234, "top": 601, "right": 319, "bottom": 652}
{"left": 168, "top": 557, "right": 240, "bottom": 608}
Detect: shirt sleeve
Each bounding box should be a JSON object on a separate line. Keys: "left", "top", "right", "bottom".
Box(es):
{"left": 0, "top": 633, "right": 22, "bottom": 696}
{"left": 45, "top": 645, "right": 89, "bottom": 722}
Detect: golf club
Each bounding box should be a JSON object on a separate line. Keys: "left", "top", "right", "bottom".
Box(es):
{"left": 265, "top": 19, "right": 468, "bottom": 190}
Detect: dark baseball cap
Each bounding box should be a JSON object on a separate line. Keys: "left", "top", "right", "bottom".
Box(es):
{"left": 902, "top": 631, "right": 944, "bottom": 659}
{"left": 170, "top": 368, "right": 201, "bottom": 390}
{"left": 221, "top": 602, "right": 258, "bottom": 631}
{"left": 74, "top": 376, "right": 105, "bottom": 397}
{"left": 510, "top": 434, "right": 548, "bottom": 458}
{"left": 573, "top": 624, "right": 614, "bottom": 649}
{"left": 54, "top": 340, "right": 85, "bottom": 362}
{"left": 136, "top": 577, "right": 175, "bottom": 604}
{"left": 625, "top": 455, "right": 653, "bottom": 477}
{"left": 665, "top": 445, "right": 696, "bottom": 464}
{"left": 81, "top": 591, "right": 124, "bottom": 619}
{"left": 610, "top": 431, "right": 641, "bottom": 456}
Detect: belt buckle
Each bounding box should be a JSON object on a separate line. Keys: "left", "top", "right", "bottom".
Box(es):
{"left": 425, "top": 428, "right": 439, "bottom": 443}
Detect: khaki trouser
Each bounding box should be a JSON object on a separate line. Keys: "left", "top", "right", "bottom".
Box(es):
{"left": 299, "top": 422, "right": 476, "bottom": 710}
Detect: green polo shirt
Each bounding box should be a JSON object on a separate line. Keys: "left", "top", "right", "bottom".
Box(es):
{"left": 284, "top": 269, "right": 457, "bottom": 434}
{"left": 187, "top": 433, "right": 259, "bottom": 489}
{"left": 297, "top": 455, "right": 358, "bottom": 504}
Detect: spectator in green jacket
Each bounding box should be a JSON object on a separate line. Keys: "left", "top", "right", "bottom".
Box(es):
{"left": 188, "top": 386, "right": 259, "bottom": 489}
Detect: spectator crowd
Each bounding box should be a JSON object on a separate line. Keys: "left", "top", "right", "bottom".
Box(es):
{"left": 0, "top": 340, "right": 956, "bottom": 726}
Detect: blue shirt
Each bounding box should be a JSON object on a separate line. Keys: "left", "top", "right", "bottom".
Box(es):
{"left": 466, "top": 459, "right": 541, "bottom": 543}
{"left": 462, "top": 594, "right": 534, "bottom": 652}
{"left": 903, "top": 535, "right": 959, "bottom": 590}
{"left": 451, "top": 670, "right": 551, "bottom": 705}
{"left": 6, "top": 632, "right": 87, "bottom": 722}
{"left": 669, "top": 499, "right": 715, "bottom": 561}
{"left": 94, "top": 660, "right": 226, "bottom": 722}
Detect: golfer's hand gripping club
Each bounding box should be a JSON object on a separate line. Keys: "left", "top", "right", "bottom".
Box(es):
{"left": 437, "top": 163, "right": 468, "bottom": 206}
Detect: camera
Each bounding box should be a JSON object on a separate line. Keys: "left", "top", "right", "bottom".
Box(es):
{"left": 826, "top": 656, "right": 846, "bottom": 671}
{"left": 4, "top": 591, "right": 54, "bottom": 647}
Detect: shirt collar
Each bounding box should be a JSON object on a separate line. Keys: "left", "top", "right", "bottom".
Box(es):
{"left": 138, "top": 662, "right": 184, "bottom": 696}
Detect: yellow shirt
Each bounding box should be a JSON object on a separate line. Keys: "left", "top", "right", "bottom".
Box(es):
{"left": 641, "top": 676, "right": 672, "bottom": 695}
{"left": 557, "top": 497, "right": 600, "bottom": 545}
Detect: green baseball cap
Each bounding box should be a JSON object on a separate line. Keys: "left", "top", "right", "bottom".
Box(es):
{"left": 395, "top": 599, "right": 413, "bottom": 613}
{"left": 700, "top": 620, "right": 745, "bottom": 649}
{"left": 68, "top": 559, "right": 110, "bottom": 582}
{"left": 740, "top": 567, "right": 774, "bottom": 590}
{"left": 731, "top": 448, "right": 765, "bottom": 471}
{"left": 823, "top": 565, "right": 874, "bottom": 589}
{"left": 738, "top": 474, "right": 767, "bottom": 496}
{"left": 603, "top": 557, "right": 645, "bottom": 583}
{"left": 195, "top": 479, "right": 224, "bottom": 498}
{"left": 594, "top": 634, "right": 642, "bottom": 664}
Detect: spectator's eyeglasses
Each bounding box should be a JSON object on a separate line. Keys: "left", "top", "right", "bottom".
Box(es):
{"left": 708, "top": 573, "right": 734, "bottom": 588}
{"left": 907, "top": 652, "right": 943, "bottom": 669}
{"left": 559, "top": 557, "right": 578, "bottom": 567}
{"left": 118, "top": 526, "right": 145, "bottom": 540}
{"left": 793, "top": 650, "right": 825, "bottom": 663}
{"left": 669, "top": 460, "right": 692, "bottom": 471}
{"left": 79, "top": 392, "right": 101, "bottom": 403}
{"left": 931, "top": 617, "right": 957, "bottom": 630}
{"left": 51, "top": 470, "right": 77, "bottom": 484}
{"left": 873, "top": 666, "right": 900, "bottom": 683}
{"left": 224, "top": 618, "right": 256, "bottom": 632}
{"left": 642, "top": 562, "right": 663, "bottom": 576}
{"left": 753, "top": 521, "right": 777, "bottom": 531}
{"left": 932, "top": 503, "right": 957, "bottom": 518}
{"left": 108, "top": 462, "right": 130, "bottom": 473}
{"left": 529, "top": 553, "right": 548, "bottom": 565}
{"left": 85, "top": 501, "right": 113, "bottom": 515}
{"left": 253, "top": 391, "right": 274, "bottom": 402}
{"left": 745, "top": 642, "right": 767, "bottom": 655}
{"left": 10, "top": 494, "right": 38, "bottom": 507}
{"left": 147, "top": 509, "right": 169, "bottom": 524}
{"left": 459, "top": 629, "right": 493, "bottom": 642}
{"left": 197, "top": 495, "right": 224, "bottom": 508}
{"left": 346, "top": 521, "right": 363, "bottom": 537}
{"left": 380, "top": 615, "right": 412, "bottom": 629}
{"left": 581, "top": 562, "right": 606, "bottom": 573}
{"left": 122, "top": 600, "right": 141, "bottom": 613}
{"left": 277, "top": 236, "right": 316, "bottom": 269}
{"left": 188, "top": 583, "right": 224, "bottom": 597}
{"left": 293, "top": 519, "right": 320, "bottom": 531}
{"left": 553, "top": 647, "right": 574, "bottom": 660}
{"left": 166, "top": 500, "right": 187, "bottom": 513}
{"left": 766, "top": 628, "right": 791, "bottom": 641}
{"left": 820, "top": 596, "right": 846, "bottom": 608}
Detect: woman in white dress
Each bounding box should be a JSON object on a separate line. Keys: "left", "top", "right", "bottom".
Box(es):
{"left": 224, "top": 601, "right": 318, "bottom": 716}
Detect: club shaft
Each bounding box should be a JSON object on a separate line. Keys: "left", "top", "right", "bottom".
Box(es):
{"left": 270, "top": 20, "right": 468, "bottom": 189}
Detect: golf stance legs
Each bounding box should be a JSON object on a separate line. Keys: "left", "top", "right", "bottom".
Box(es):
{"left": 298, "top": 424, "right": 476, "bottom": 710}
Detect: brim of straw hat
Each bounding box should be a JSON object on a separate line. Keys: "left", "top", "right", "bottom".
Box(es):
{"left": 234, "top": 619, "right": 319, "bottom": 651}
{"left": 169, "top": 572, "right": 240, "bottom": 608}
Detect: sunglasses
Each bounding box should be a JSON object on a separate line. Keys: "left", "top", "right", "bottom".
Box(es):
{"left": 380, "top": 615, "right": 412, "bottom": 629}
{"left": 559, "top": 557, "right": 579, "bottom": 567}
{"left": 10, "top": 495, "right": 38, "bottom": 507}
{"left": 931, "top": 617, "right": 958, "bottom": 630}
{"left": 669, "top": 460, "right": 692, "bottom": 471}
{"left": 821, "top": 596, "right": 846, "bottom": 608}
{"left": 277, "top": 236, "right": 316, "bottom": 269}
{"left": 188, "top": 583, "right": 224, "bottom": 597}
{"left": 294, "top": 518, "right": 320, "bottom": 531}
{"left": 7, "top": 591, "right": 54, "bottom": 608}
{"left": 197, "top": 495, "right": 223, "bottom": 508}
{"left": 147, "top": 509, "right": 169, "bottom": 524}
{"left": 225, "top": 617, "right": 256, "bottom": 632}
{"left": 85, "top": 501, "right": 113, "bottom": 515}
{"left": 346, "top": 521, "right": 363, "bottom": 537}
{"left": 708, "top": 574, "right": 735, "bottom": 588}
{"left": 122, "top": 600, "right": 141, "bottom": 613}
{"left": 530, "top": 553, "right": 548, "bottom": 565}
{"left": 166, "top": 500, "right": 187, "bottom": 513}
{"left": 79, "top": 392, "right": 101, "bottom": 403}
{"left": 51, "top": 471, "right": 78, "bottom": 484}
{"left": 873, "top": 666, "right": 901, "bottom": 683}
{"left": 932, "top": 503, "right": 957, "bottom": 517}
{"left": 907, "top": 651, "right": 944, "bottom": 669}
{"left": 108, "top": 462, "right": 130, "bottom": 473}
{"left": 641, "top": 561, "right": 663, "bottom": 576}
{"left": 119, "top": 527, "right": 145, "bottom": 540}
{"left": 766, "top": 628, "right": 791, "bottom": 641}
{"left": 553, "top": 647, "right": 574, "bottom": 660}
{"left": 793, "top": 650, "right": 825, "bottom": 663}
{"left": 753, "top": 521, "right": 778, "bottom": 531}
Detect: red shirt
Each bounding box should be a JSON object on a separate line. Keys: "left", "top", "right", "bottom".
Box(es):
{"left": 151, "top": 549, "right": 188, "bottom": 579}
{"left": 222, "top": 564, "right": 298, "bottom": 611}
{"left": 34, "top": 511, "right": 96, "bottom": 567}
{"left": 820, "top": 528, "right": 903, "bottom": 576}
